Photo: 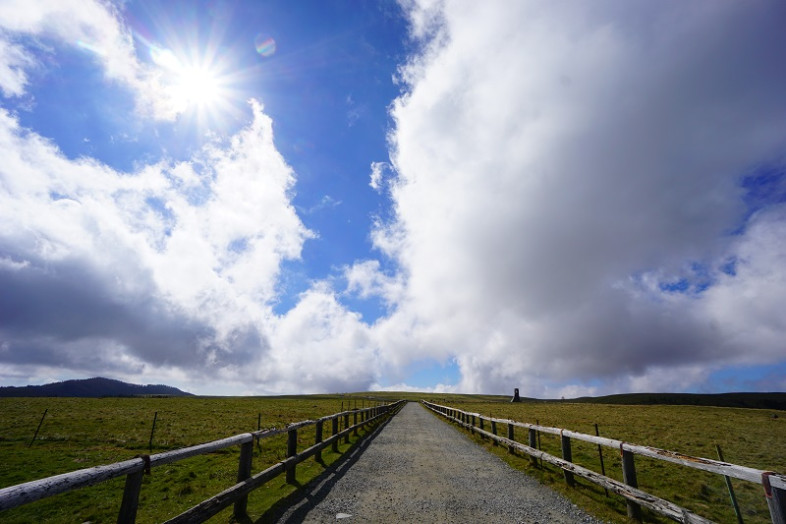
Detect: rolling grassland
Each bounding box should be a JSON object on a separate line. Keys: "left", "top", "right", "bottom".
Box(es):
{"left": 1, "top": 393, "right": 783, "bottom": 523}
{"left": 426, "top": 396, "right": 786, "bottom": 524}
{"left": 0, "top": 395, "right": 383, "bottom": 523}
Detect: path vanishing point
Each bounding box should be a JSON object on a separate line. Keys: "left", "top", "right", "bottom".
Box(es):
{"left": 270, "top": 402, "right": 605, "bottom": 523}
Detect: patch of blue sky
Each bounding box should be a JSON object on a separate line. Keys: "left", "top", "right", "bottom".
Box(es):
{"left": 657, "top": 261, "right": 714, "bottom": 296}
{"left": 49, "top": 191, "right": 73, "bottom": 202}
{"left": 720, "top": 257, "right": 737, "bottom": 277}
{"left": 271, "top": 259, "right": 314, "bottom": 316}
{"left": 10, "top": 45, "right": 141, "bottom": 170}
{"left": 742, "top": 166, "right": 786, "bottom": 210}
{"left": 398, "top": 358, "right": 462, "bottom": 389}
{"left": 704, "top": 362, "right": 786, "bottom": 393}
{"left": 337, "top": 292, "right": 389, "bottom": 325}
{"left": 727, "top": 165, "right": 786, "bottom": 236}
{"left": 227, "top": 237, "right": 249, "bottom": 255}
{"left": 659, "top": 278, "right": 690, "bottom": 293}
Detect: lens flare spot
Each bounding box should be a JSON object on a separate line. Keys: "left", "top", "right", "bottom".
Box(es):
{"left": 255, "top": 35, "right": 276, "bottom": 57}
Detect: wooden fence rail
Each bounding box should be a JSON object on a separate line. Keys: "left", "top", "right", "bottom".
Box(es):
{"left": 0, "top": 400, "right": 406, "bottom": 523}
{"left": 421, "top": 400, "right": 786, "bottom": 524}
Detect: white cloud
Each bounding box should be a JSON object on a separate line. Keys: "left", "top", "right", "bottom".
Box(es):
{"left": 262, "top": 284, "right": 379, "bottom": 394}
{"left": 0, "top": 100, "right": 315, "bottom": 391}
{"left": 0, "top": 39, "right": 33, "bottom": 97}
{"left": 3, "top": 0, "right": 786, "bottom": 397}
{"left": 344, "top": 259, "right": 403, "bottom": 307}
{"left": 369, "top": 161, "right": 390, "bottom": 192}
{"left": 371, "top": 1, "right": 786, "bottom": 394}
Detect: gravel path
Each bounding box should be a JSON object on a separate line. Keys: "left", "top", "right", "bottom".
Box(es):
{"left": 269, "top": 402, "right": 605, "bottom": 523}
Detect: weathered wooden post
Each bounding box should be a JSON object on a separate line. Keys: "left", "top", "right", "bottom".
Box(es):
{"left": 331, "top": 416, "right": 339, "bottom": 453}
{"left": 560, "top": 431, "right": 575, "bottom": 487}
{"left": 234, "top": 439, "right": 254, "bottom": 518}
{"left": 315, "top": 419, "right": 324, "bottom": 462}
{"left": 536, "top": 419, "right": 543, "bottom": 468}
{"left": 621, "top": 447, "right": 642, "bottom": 521}
{"left": 528, "top": 428, "right": 538, "bottom": 466}
{"left": 118, "top": 467, "right": 144, "bottom": 524}
{"left": 353, "top": 411, "right": 358, "bottom": 437}
{"left": 763, "top": 472, "right": 786, "bottom": 524}
{"left": 479, "top": 416, "right": 485, "bottom": 439}
{"left": 470, "top": 414, "right": 475, "bottom": 435}
{"left": 595, "top": 424, "right": 609, "bottom": 497}
{"left": 491, "top": 420, "right": 498, "bottom": 446}
{"left": 286, "top": 427, "right": 297, "bottom": 484}
{"left": 343, "top": 413, "right": 350, "bottom": 444}
{"left": 507, "top": 423, "right": 515, "bottom": 454}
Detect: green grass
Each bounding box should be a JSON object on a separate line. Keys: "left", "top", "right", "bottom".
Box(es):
{"left": 417, "top": 395, "right": 786, "bottom": 524}
{"left": 2, "top": 393, "right": 784, "bottom": 523}
{"left": 0, "top": 394, "right": 390, "bottom": 523}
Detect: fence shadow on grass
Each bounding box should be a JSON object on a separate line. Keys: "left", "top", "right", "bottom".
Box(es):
{"left": 246, "top": 405, "right": 400, "bottom": 524}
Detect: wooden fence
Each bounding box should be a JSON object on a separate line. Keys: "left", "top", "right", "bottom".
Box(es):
{"left": 422, "top": 400, "right": 786, "bottom": 524}
{"left": 0, "top": 400, "right": 406, "bottom": 523}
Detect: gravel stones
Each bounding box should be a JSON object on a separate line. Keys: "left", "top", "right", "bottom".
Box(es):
{"left": 271, "top": 402, "right": 606, "bottom": 523}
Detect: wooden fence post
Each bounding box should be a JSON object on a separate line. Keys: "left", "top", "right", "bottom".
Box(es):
{"left": 622, "top": 448, "right": 642, "bottom": 521}
{"left": 117, "top": 468, "right": 144, "bottom": 524}
{"left": 764, "top": 472, "right": 786, "bottom": 524}
{"left": 595, "top": 424, "right": 609, "bottom": 497}
{"left": 332, "top": 416, "right": 339, "bottom": 453}
{"left": 353, "top": 411, "right": 358, "bottom": 437}
{"left": 315, "top": 420, "right": 323, "bottom": 462}
{"left": 491, "top": 420, "right": 498, "bottom": 446}
{"left": 507, "top": 423, "right": 515, "bottom": 454}
{"left": 561, "top": 431, "right": 575, "bottom": 487}
{"left": 529, "top": 428, "right": 538, "bottom": 466}
{"left": 470, "top": 415, "right": 475, "bottom": 435}
{"left": 343, "top": 414, "right": 350, "bottom": 444}
{"left": 233, "top": 440, "right": 254, "bottom": 518}
{"left": 286, "top": 428, "right": 297, "bottom": 484}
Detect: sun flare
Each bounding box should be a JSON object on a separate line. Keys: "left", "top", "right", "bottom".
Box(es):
{"left": 149, "top": 45, "right": 232, "bottom": 120}
{"left": 173, "top": 65, "right": 222, "bottom": 108}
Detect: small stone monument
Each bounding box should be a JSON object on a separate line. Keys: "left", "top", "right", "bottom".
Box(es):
{"left": 511, "top": 388, "right": 521, "bottom": 403}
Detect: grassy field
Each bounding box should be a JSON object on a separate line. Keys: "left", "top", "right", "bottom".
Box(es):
{"left": 0, "top": 394, "right": 390, "bottom": 523}
{"left": 1, "top": 393, "right": 784, "bottom": 523}
{"left": 413, "top": 393, "right": 786, "bottom": 524}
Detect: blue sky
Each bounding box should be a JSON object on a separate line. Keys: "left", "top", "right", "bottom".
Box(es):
{"left": 1, "top": 1, "right": 785, "bottom": 396}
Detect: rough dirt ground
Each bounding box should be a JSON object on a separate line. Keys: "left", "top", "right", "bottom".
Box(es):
{"left": 268, "top": 402, "right": 605, "bottom": 523}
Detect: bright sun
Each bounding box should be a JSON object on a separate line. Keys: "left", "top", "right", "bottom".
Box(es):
{"left": 173, "top": 65, "right": 221, "bottom": 108}
{"left": 150, "top": 46, "right": 230, "bottom": 118}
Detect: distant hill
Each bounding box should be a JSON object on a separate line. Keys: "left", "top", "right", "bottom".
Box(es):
{"left": 0, "top": 377, "right": 193, "bottom": 398}
{"left": 570, "top": 392, "right": 786, "bottom": 411}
